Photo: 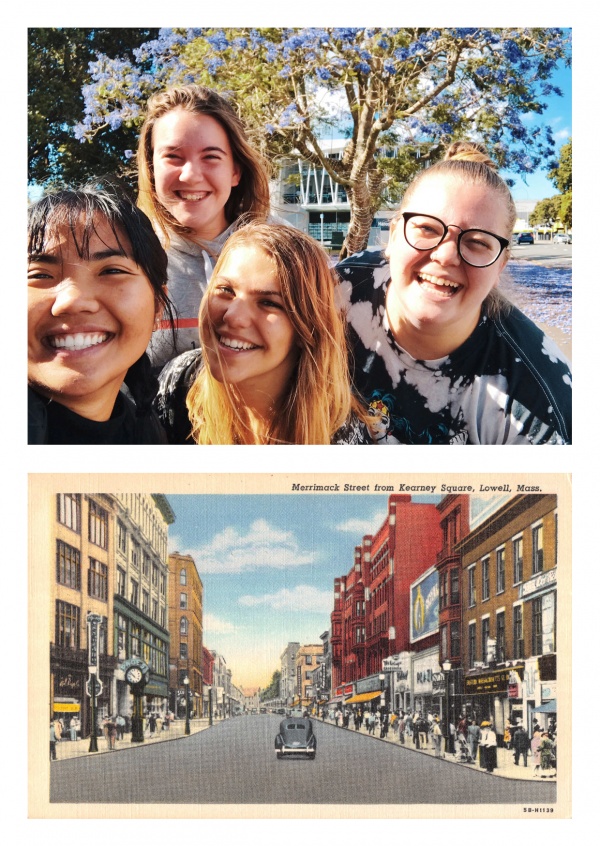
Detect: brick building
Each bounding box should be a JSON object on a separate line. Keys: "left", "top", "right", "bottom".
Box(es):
{"left": 167, "top": 552, "right": 203, "bottom": 718}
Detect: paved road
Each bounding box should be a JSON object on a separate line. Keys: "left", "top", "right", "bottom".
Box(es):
{"left": 510, "top": 242, "right": 571, "bottom": 264}
{"left": 50, "top": 716, "right": 557, "bottom": 806}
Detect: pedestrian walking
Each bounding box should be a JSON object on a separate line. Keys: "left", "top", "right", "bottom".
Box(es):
{"left": 398, "top": 714, "right": 405, "bottom": 745}
{"left": 105, "top": 716, "right": 117, "bottom": 750}
{"left": 69, "top": 716, "right": 78, "bottom": 742}
{"left": 512, "top": 723, "right": 530, "bottom": 767}
{"left": 503, "top": 720, "right": 513, "bottom": 750}
{"left": 432, "top": 718, "right": 443, "bottom": 757}
{"left": 380, "top": 711, "right": 389, "bottom": 739}
{"left": 50, "top": 723, "right": 57, "bottom": 761}
{"left": 480, "top": 722, "right": 497, "bottom": 772}
{"left": 530, "top": 728, "right": 542, "bottom": 776}
{"left": 418, "top": 716, "right": 429, "bottom": 749}
{"left": 467, "top": 719, "right": 481, "bottom": 763}
{"left": 539, "top": 732, "right": 556, "bottom": 778}
{"left": 116, "top": 714, "right": 126, "bottom": 740}
{"left": 148, "top": 712, "right": 157, "bottom": 737}
{"left": 447, "top": 721, "right": 456, "bottom": 755}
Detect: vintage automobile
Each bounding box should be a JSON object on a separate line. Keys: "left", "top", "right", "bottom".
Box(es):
{"left": 275, "top": 717, "right": 317, "bottom": 759}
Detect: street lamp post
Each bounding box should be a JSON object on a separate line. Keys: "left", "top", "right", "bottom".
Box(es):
{"left": 208, "top": 687, "right": 213, "bottom": 726}
{"left": 183, "top": 676, "right": 190, "bottom": 735}
{"left": 442, "top": 659, "right": 451, "bottom": 754}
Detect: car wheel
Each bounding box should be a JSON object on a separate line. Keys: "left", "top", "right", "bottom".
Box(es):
{"left": 276, "top": 751, "right": 283, "bottom": 759}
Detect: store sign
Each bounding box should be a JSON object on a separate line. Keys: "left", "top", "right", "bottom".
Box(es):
{"left": 410, "top": 568, "right": 439, "bottom": 643}
{"left": 87, "top": 612, "right": 102, "bottom": 673}
{"left": 56, "top": 673, "right": 80, "bottom": 696}
{"left": 520, "top": 568, "right": 557, "bottom": 599}
{"left": 464, "top": 666, "right": 523, "bottom": 695}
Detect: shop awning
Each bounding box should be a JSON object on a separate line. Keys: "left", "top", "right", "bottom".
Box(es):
{"left": 533, "top": 699, "right": 556, "bottom": 713}
{"left": 327, "top": 695, "right": 345, "bottom": 705}
{"left": 344, "top": 690, "right": 382, "bottom": 704}
{"left": 53, "top": 703, "right": 80, "bottom": 712}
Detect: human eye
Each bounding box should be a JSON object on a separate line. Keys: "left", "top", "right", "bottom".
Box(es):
{"left": 260, "top": 297, "right": 285, "bottom": 310}
{"left": 410, "top": 217, "right": 442, "bottom": 238}
{"left": 463, "top": 231, "right": 496, "bottom": 252}
{"left": 27, "top": 263, "right": 55, "bottom": 284}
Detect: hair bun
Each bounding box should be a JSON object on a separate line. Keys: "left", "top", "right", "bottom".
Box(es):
{"left": 443, "top": 141, "right": 497, "bottom": 170}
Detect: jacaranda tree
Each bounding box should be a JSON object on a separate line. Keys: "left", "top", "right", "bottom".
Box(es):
{"left": 73, "top": 27, "right": 571, "bottom": 258}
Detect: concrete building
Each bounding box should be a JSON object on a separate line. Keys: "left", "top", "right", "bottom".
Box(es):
{"left": 279, "top": 641, "right": 300, "bottom": 705}
{"left": 50, "top": 493, "right": 174, "bottom": 736}
{"left": 456, "top": 494, "right": 558, "bottom": 735}
{"left": 295, "top": 644, "right": 324, "bottom": 708}
{"left": 167, "top": 552, "right": 203, "bottom": 719}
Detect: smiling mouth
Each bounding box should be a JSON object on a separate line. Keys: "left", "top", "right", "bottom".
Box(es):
{"left": 177, "top": 191, "right": 210, "bottom": 201}
{"left": 417, "top": 272, "right": 462, "bottom": 296}
{"left": 46, "top": 332, "right": 111, "bottom": 351}
{"left": 218, "top": 335, "right": 260, "bottom": 352}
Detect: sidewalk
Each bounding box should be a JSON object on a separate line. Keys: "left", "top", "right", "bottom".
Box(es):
{"left": 52, "top": 718, "right": 213, "bottom": 761}
{"left": 323, "top": 719, "right": 556, "bottom": 782}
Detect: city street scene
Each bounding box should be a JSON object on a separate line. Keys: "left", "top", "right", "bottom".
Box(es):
{"left": 30, "top": 474, "right": 569, "bottom": 816}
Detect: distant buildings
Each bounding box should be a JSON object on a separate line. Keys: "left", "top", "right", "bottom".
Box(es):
{"left": 167, "top": 552, "right": 203, "bottom": 719}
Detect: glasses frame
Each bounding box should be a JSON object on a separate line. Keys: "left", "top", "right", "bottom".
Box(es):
{"left": 401, "top": 212, "right": 510, "bottom": 268}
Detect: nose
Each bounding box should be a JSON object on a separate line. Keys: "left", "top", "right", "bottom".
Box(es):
{"left": 179, "top": 158, "right": 204, "bottom": 183}
{"left": 51, "top": 278, "right": 100, "bottom": 316}
{"left": 222, "top": 295, "right": 252, "bottom": 327}
{"left": 429, "top": 227, "right": 462, "bottom": 266}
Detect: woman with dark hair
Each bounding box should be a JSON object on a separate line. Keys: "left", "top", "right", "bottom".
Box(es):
{"left": 337, "top": 141, "right": 572, "bottom": 444}
{"left": 137, "top": 84, "right": 272, "bottom": 368}
{"left": 28, "top": 185, "right": 174, "bottom": 444}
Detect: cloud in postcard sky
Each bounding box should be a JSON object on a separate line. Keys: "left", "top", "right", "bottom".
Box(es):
{"left": 169, "top": 517, "right": 315, "bottom": 574}
{"left": 238, "top": 584, "right": 332, "bottom": 613}
{"left": 333, "top": 508, "right": 388, "bottom": 537}
{"left": 203, "top": 612, "right": 236, "bottom": 634}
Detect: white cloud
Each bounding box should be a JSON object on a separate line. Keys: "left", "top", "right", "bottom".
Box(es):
{"left": 333, "top": 509, "right": 388, "bottom": 536}
{"left": 203, "top": 612, "right": 236, "bottom": 634}
{"left": 554, "top": 127, "right": 570, "bottom": 141}
{"left": 169, "top": 518, "right": 315, "bottom": 574}
{"left": 238, "top": 584, "right": 332, "bottom": 613}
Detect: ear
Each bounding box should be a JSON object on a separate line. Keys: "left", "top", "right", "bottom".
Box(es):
{"left": 231, "top": 160, "right": 242, "bottom": 188}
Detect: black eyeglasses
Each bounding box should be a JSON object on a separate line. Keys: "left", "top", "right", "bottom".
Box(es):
{"left": 402, "top": 212, "right": 509, "bottom": 268}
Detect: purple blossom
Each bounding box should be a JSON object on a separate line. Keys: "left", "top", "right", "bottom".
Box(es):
{"left": 355, "top": 61, "right": 371, "bottom": 75}
{"left": 316, "top": 67, "right": 332, "bottom": 81}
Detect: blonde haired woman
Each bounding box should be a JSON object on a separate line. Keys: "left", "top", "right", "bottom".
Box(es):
{"left": 155, "top": 222, "right": 369, "bottom": 444}
{"left": 337, "top": 141, "right": 572, "bottom": 444}
{"left": 137, "top": 85, "right": 271, "bottom": 368}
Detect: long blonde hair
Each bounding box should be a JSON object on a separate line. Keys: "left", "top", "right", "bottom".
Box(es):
{"left": 137, "top": 85, "right": 271, "bottom": 246}
{"left": 186, "top": 223, "right": 359, "bottom": 444}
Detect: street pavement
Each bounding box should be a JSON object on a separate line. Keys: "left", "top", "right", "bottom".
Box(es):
{"left": 52, "top": 714, "right": 555, "bottom": 783}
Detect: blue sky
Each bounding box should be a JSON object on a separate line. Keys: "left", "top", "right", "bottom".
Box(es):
{"left": 166, "top": 492, "right": 509, "bottom": 690}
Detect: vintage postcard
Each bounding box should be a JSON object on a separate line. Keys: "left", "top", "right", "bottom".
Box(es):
{"left": 29, "top": 472, "right": 570, "bottom": 820}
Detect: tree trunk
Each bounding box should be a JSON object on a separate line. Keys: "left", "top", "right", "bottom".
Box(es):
{"left": 337, "top": 172, "right": 381, "bottom": 262}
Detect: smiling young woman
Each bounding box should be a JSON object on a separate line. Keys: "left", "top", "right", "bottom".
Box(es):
{"left": 336, "top": 142, "right": 572, "bottom": 445}
{"left": 136, "top": 85, "right": 271, "bottom": 369}
{"left": 27, "top": 186, "right": 174, "bottom": 444}
{"left": 154, "top": 222, "right": 369, "bottom": 445}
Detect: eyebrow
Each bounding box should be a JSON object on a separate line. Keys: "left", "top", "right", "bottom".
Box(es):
{"left": 29, "top": 248, "right": 130, "bottom": 263}
{"left": 215, "top": 276, "right": 283, "bottom": 298}
{"left": 158, "top": 144, "right": 228, "bottom": 155}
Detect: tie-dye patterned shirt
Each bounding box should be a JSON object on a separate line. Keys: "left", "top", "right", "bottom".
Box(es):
{"left": 336, "top": 250, "right": 572, "bottom": 445}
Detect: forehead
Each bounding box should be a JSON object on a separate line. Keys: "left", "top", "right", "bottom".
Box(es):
{"left": 217, "top": 243, "right": 279, "bottom": 286}
{"left": 33, "top": 215, "right": 131, "bottom": 258}
{"left": 404, "top": 174, "right": 508, "bottom": 234}
{"left": 153, "top": 107, "right": 233, "bottom": 151}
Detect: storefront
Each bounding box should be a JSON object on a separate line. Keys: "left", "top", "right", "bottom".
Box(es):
{"left": 462, "top": 665, "right": 525, "bottom": 735}
{"left": 383, "top": 652, "right": 412, "bottom": 713}
{"left": 411, "top": 647, "right": 441, "bottom": 716}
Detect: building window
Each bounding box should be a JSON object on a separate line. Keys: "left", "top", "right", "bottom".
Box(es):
{"left": 131, "top": 623, "right": 140, "bottom": 656}
{"left": 117, "top": 614, "right": 127, "bottom": 660}
{"left": 450, "top": 621, "right": 460, "bottom": 658}
{"left": 482, "top": 557, "right": 490, "bottom": 601}
{"left": 131, "top": 540, "right": 139, "bottom": 570}
{"left": 55, "top": 600, "right": 80, "bottom": 649}
{"left": 532, "top": 597, "right": 543, "bottom": 654}
{"left": 117, "top": 521, "right": 127, "bottom": 555}
{"left": 441, "top": 624, "right": 448, "bottom": 660}
{"left": 142, "top": 554, "right": 150, "bottom": 578}
{"left": 88, "top": 500, "right": 108, "bottom": 549}
{"left": 513, "top": 605, "right": 524, "bottom": 659}
{"left": 142, "top": 590, "right": 149, "bottom": 615}
{"left": 180, "top": 592, "right": 188, "bottom": 609}
{"left": 450, "top": 569, "right": 460, "bottom": 605}
{"left": 440, "top": 572, "right": 448, "bottom": 609}
{"left": 160, "top": 607, "right": 166, "bottom": 628}
{"left": 305, "top": 655, "right": 312, "bottom": 665}
{"left": 496, "top": 548, "right": 505, "bottom": 594}
{"left": 532, "top": 525, "right": 544, "bottom": 574}
{"left": 180, "top": 568, "right": 187, "bottom": 586}
{"left": 98, "top": 616, "right": 108, "bottom": 655}
{"left": 180, "top": 617, "right": 188, "bottom": 636}
{"left": 88, "top": 558, "right": 108, "bottom": 601}
{"left": 468, "top": 622, "right": 476, "bottom": 668}
{"left": 130, "top": 579, "right": 139, "bottom": 606}
{"left": 57, "top": 494, "right": 81, "bottom": 532}
{"left": 180, "top": 643, "right": 188, "bottom": 660}
{"left": 496, "top": 612, "right": 506, "bottom": 662}
{"left": 152, "top": 599, "right": 158, "bottom": 621}
{"left": 56, "top": 540, "right": 81, "bottom": 590}
{"left": 117, "top": 567, "right": 126, "bottom": 597}
{"left": 152, "top": 564, "right": 158, "bottom": 586}
{"left": 481, "top": 617, "right": 490, "bottom": 663}
{"left": 468, "top": 565, "right": 476, "bottom": 607}
{"left": 513, "top": 537, "right": 523, "bottom": 585}
{"left": 160, "top": 574, "right": 166, "bottom": 595}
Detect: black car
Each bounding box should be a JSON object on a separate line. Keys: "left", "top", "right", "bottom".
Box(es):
{"left": 517, "top": 232, "right": 534, "bottom": 244}
{"left": 275, "top": 717, "right": 317, "bottom": 759}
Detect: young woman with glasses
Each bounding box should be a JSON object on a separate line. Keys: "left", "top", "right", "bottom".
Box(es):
{"left": 336, "top": 142, "right": 572, "bottom": 444}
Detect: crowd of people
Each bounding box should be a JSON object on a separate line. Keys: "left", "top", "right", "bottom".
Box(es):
{"left": 318, "top": 706, "right": 557, "bottom": 777}
{"left": 49, "top": 710, "right": 176, "bottom": 758}
{"left": 29, "top": 84, "right": 572, "bottom": 446}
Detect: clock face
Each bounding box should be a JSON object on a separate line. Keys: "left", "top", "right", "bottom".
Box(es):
{"left": 126, "top": 667, "right": 143, "bottom": 684}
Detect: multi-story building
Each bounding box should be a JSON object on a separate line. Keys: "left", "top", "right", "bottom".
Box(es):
{"left": 167, "top": 552, "right": 203, "bottom": 719}
{"left": 202, "top": 646, "right": 214, "bottom": 718}
{"left": 295, "top": 644, "right": 324, "bottom": 708}
{"left": 51, "top": 493, "right": 174, "bottom": 736}
{"left": 280, "top": 641, "right": 300, "bottom": 706}
{"left": 211, "top": 651, "right": 229, "bottom": 718}
{"left": 331, "top": 495, "right": 443, "bottom": 700}
{"left": 456, "top": 494, "right": 558, "bottom": 734}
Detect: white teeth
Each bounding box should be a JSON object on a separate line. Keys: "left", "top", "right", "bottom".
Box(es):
{"left": 219, "top": 336, "right": 258, "bottom": 351}
{"left": 179, "top": 192, "right": 209, "bottom": 201}
{"left": 419, "top": 273, "right": 460, "bottom": 289}
{"left": 49, "top": 332, "right": 109, "bottom": 351}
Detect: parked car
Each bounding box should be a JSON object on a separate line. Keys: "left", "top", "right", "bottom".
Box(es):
{"left": 517, "top": 232, "right": 534, "bottom": 245}
{"left": 275, "top": 717, "right": 317, "bottom": 759}
{"left": 553, "top": 233, "right": 571, "bottom": 244}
